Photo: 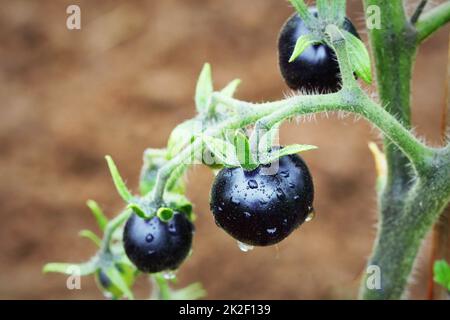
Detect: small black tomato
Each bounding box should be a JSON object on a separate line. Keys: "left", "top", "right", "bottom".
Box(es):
{"left": 210, "top": 152, "right": 314, "bottom": 246}
{"left": 123, "top": 212, "right": 194, "bottom": 273}
{"left": 278, "top": 9, "right": 359, "bottom": 92}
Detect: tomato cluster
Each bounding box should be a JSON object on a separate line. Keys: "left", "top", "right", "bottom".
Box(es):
{"left": 122, "top": 5, "right": 358, "bottom": 273}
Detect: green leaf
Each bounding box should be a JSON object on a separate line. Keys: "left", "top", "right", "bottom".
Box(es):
{"left": 86, "top": 200, "right": 108, "bottom": 231}
{"left": 289, "top": 34, "right": 320, "bottom": 63}
{"left": 195, "top": 63, "right": 213, "bottom": 113}
{"left": 78, "top": 229, "right": 101, "bottom": 247}
{"left": 289, "top": 0, "right": 315, "bottom": 25}
{"left": 171, "top": 282, "right": 207, "bottom": 300}
{"left": 203, "top": 136, "right": 240, "bottom": 168}
{"left": 233, "top": 130, "right": 257, "bottom": 171}
{"left": 105, "top": 155, "right": 133, "bottom": 203}
{"left": 434, "top": 260, "right": 450, "bottom": 290}
{"left": 157, "top": 207, "right": 174, "bottom": 222}
{"left": 221, "top": 79, "right": 241, "bottom": 97}
{"left": 260, "top": 144, "right": 318, "bottom": 165}
{"left": 104, "top": 266, "right": 134, "bottom": 300}
{"left": 127, "top": 203, "right": 148, "bottom": 219}
{"left": 43, "top": 261, "right": 97, "bottom": 276}
{"left": 342, "top": 30, "right": 372, "bottom": 84}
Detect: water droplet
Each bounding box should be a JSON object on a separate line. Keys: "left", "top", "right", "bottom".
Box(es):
{"left": 162, "top": 270, "right": 176, "bottom": 280}
{"left": 147, "top": 249, "right": 156, "bottom": 255}
{"left": 230, "top": 197, "right": 240, "bottom": 205}
{"left": 243, "top": 211, "right": 251, "bottom": 218}
{"left": 280, "top": 171, "right": 290, "bottom": 178}
{"left": 259, "top": 199, "right": 267, "bottom": 205}
{"left": 237, "top": 241, "right": 254, "bottom": 252}
{"left": 294, "top": 195, "right": 300, "bottom": 201}
{"left": 305, "top": 211, "right": 315, "bottom": 222}
{"left": 276, "top": 188, "right": 286, "bottom": 200}
{"left": 288, "top": 182, "right": 295, "bottom": 189}
{"left": 283, "top": 218, "right": 288, "bottom": 226}
{"left": 145, "top": 234, "right": 154, "bottom": 243}
{"left": 248, "top": 179, "right": 258, "bottom": 189}
{"left": 168, "top": 223, "right": 177, "bottom": 234}
{"left": 267, "top": 227, "right": 277, "bottom": 235}
{"left": 217, "top": 206, "right": 223, "bottom": 212}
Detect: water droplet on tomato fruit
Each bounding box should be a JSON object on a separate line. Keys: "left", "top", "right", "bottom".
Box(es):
{"left": 267, "top": 227, "right": 277, "bottom": 235}
{"left": 147, "top": 249, "right": 156, "bottom": 255}
{"left": 305, "top": 211, "right": 315, "bottom": 222}
{"left": 230, "top": 197, "right": 240, "bottom": 205}
{"left": 280, "top": 170, "right": 289, "bottom": 178}
{"left": 145, "top": 234, "right": 154, "bottom": 243}
{"left": 168, "top": 222, "right": 177, "bottom": 235}
{"left": 237, "top": 241, "right": 254, "bottom": 252}
{"left": 288, "top": 182, "right": 295, "bottom": 189}
{"left": 243, "top": 211, "right": 251, "bottom": 218}
{"left": 294, "top": 195, "right": 300, "bottom": 201}
{"left": 276, "top": 188, "right": 286, "bottom": 200}
{"left": 248, "top": 179, "right": 258, "bottom": 189}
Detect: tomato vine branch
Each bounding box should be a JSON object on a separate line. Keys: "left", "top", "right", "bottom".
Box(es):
{"left": 416, "top": 1, "right": 450, "bottom": 44}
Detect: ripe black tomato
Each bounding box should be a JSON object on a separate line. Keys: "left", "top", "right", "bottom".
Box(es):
{"left": 123, "top": 212, "right": 194, "bottom": 273}
{"left": 210, "top": 153, "right": 314, "bottom": 246}
{"left": 278, "top": 9, "right": 359, "bottom": 92}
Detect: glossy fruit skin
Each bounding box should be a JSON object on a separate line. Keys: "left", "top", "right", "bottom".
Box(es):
{"left": 278, "top": 9, "right": 359, "bottom": 92}
{"left": 123, "top": 212, "right": 194, "bottom": 273}
{"left": 210, "top": 153, "right": 314, "bottom": 246}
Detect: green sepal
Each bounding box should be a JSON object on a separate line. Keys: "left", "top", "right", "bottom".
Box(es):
{"left": 341, "top": 30, "right": 372, "bottom": 84}
{"left": 127, "top": 203, "right": 148, "bottom": 219}
{"left": 233, "top": 130, "right": 257, "bottom": 171}
{"left": 221, "top": 79, "right": 241, "bottom": 97}
{"left": 157, "top": 207, "right": 174, "bottom": 222}
{"left": 43, "top": 260, "right": 97, "bottom": 276}
{"left": 78, "top": 229, "right": 101, "bottom": 247}
{"left": 105, "top": 155, "right": 133, "bottom": 203}
{"left": 260, "top": 144, "right": 317, "bottom": 165}
{"left": 86, "top": 200, "right": 108, "bottom": 231}
{"left": 195, "top": 63, "right": 213, "bottom": 113}
{"left": 289, "top": 34, "right": 321, "bottom": 63}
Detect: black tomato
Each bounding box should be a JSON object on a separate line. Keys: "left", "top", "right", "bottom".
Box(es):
{"left": 210, "top": 153, "right": 314, "bottom": 246}
{"left": 123, "top": 213, "right": 194, "bottom": 273}
{"left": 278, "top": 9, "right": 359, "bottom": 92}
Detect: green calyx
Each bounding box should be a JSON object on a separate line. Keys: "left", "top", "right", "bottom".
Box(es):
{"left": 202, "top": 127, "right": 317, "bottom": 171}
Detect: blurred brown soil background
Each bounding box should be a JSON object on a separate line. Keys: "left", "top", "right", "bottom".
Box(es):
{"left": 0, "top": 0, "right": 448, "bottom": 299}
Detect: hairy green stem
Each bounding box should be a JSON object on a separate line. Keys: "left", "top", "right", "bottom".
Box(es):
{"left": 100, "top": 209, "right": 132, "bottom": 253}
{"left": 416, "top": 1, "right": 450, "bottom": 43}
{"left": 361, "top": 0, "right": 450, "bottom": 299}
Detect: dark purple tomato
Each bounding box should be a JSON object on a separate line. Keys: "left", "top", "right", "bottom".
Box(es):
{"left": 210, "top": 152, "right": 314, "bottom": 246}
{"left": 123, "top": 213, "right": 194, "bottom": 273}
{"left": 278, "top": 8, "right": 359, "bottom": 92}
